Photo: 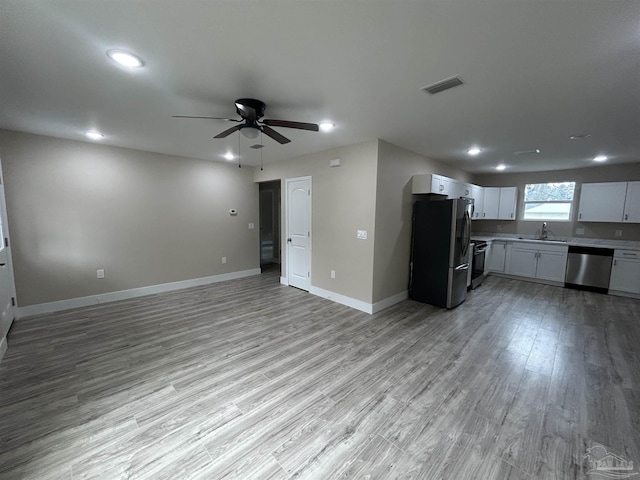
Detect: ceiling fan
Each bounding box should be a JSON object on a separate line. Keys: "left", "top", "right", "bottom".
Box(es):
{"left": 173, "top": 98, "right": 319, "bottom": 144}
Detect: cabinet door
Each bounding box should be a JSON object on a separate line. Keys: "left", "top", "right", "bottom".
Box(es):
{"left": 536, "top": 250, "right": 568, "bottom": 282}
{"left": 609, "top": 258, "right": 640, "bottom": 294}
{"left": 440, "top": 176, "right": 451, "bottom": 196}
{"left": 578, "top": 182, "right": 627, "bottom": 222}
{"left": 498, "top": 187, "right": 518, "bottom": 220}
{"left": 460, "top": 183, "right": 472, "bottom": 198}
{"left": 472, "top": 186, "right": 484, "bottom": 220}
{"left": 447, "top": 179, "right": 461, "bottom": 199}
{"left": 507, "top": 246, "right": 538, "bottom": 278}
{"left": 623, "top": 181, "right": 640, "bottom": 223}
{"left": 430, "top": 174, "right": 443, "bottom": 194}
{"left": 488, "top": 241, "right": 506, "bottom": 272}
{"left": 482, "top": 188, "right": 500, "bottom": 219}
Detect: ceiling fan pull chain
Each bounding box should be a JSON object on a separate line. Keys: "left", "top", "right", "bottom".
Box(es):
{"left": 260, "top": 131, "right": 264, "bottom": 171}
{"left": 237, "top": 130, "right": 241, "bottom": 168}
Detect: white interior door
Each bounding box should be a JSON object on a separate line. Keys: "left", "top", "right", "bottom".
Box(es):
{"left": 0, "top": 169, "right": 16, "bottom": 357}
{"left": 286, "top": 177, "right": 311, "bottom": 291}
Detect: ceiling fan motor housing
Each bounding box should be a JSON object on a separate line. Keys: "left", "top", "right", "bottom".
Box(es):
{"left": 235, "top": 98, "right": 266, "bottom": 119}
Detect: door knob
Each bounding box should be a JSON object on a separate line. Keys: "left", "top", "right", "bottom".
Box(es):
{"left": 0, "top": 263, "right": 5, "bottom": 266}
{"left": 287, "top": 238, "right": 292, "bottom": 243}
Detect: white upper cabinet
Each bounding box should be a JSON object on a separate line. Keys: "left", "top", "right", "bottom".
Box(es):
{"left": 471, "top": 185, "right": 484, "bottom": 220}
{"left": 578, "top": 182, "right": 627, "bottom": 222}
{"left": 412, "top": 174, "right": 451, "bottom": 195}
{"left": 497, "top": 186, "right": 518, "bottom": 220}
{"left": 623, "top": 181, "right": 640, "bottom": 223}
{"left": 482, "top": 188, "right": 501, "bottom": 219}
{"left": 480, "top": 187, "right": 517, "bottom": 220}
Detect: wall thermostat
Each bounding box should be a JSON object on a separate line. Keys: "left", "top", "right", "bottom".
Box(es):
{"left": 229, "top": 209, "right": 237, "bottom": 216}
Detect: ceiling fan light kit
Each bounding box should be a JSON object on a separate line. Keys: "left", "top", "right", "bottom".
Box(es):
{"left": 174, "top": 98, "right": 321, "bottom": 146}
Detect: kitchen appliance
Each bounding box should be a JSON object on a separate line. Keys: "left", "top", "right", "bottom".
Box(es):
{"left": 565, "top": 245, "right": 614, "bottom": 293}
{"left": 471, "top": 240, "right": 489, "bottom": 289}
{"left": 409, "top": 198, "right": 472, "bottom": 308}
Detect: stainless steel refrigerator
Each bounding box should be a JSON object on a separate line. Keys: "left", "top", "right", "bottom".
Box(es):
{"left": 409, "top": 198, "right": 472, "bottom": 309}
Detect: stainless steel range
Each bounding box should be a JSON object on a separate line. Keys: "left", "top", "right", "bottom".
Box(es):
{"left": 471, "top": 240, "right": 489, "bottom": 289}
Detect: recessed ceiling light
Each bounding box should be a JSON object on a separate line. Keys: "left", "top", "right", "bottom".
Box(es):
{"left": 107, "top": 49, "right": 144, "bottom": 68}
{"left": 593, "top": 155, "right": 608, "bottom": 162}
{"left": 223, "top": 152, "right": 235, "bottom": 161}
{"left": 496, "top": 164, "right": 507, "bottom": 171}
{"left": 570, "top": 134, "right": 591, "bottom": 140}
{"left": 85, "top": 131, "right": 104, "bottom": 140}
{"left": 319, "top": 121, "right": 335, "bottom": 132}
{"left": 467, "top": 147, "right": 481, "bottom": 156}
{"left": 514, "top": 149, "right": 541, "bottom": 155}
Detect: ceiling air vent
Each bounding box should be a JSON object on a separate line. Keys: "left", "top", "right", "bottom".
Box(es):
{"left": 250, "top": 144, "right": 264, "bottom": 149}
{"left": 421, "top": 75, "right": 464, "bottom": 95}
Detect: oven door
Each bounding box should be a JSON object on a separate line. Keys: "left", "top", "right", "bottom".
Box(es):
{"left": 472, "top": 245, "right": 488, "bottom": 283}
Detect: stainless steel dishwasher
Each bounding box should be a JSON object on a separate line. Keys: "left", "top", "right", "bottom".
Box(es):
{"left": 564, "top": 245, "right": 614, "bottom": 293}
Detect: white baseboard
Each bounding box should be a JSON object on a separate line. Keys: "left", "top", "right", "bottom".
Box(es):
{"left": 0, "top": 336, "right": 7, "bottom": 363}
{"left": 608, "top": 289, "right": 640, "bottom": 300}
{"left": 17, "top": 268, "right": 262, "bottom": 319}
{"left": 372, "top": 290, "right": 408, "bottom": 314}
{"left": 280, "top": 276, "right": 289, "bottom": 286}
{"left": 309, "top": 285, "right": 373, "bottom": 314}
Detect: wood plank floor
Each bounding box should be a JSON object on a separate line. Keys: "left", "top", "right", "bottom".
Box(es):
{"left": 1, "top": 271, "right": 639, "bottom": 479}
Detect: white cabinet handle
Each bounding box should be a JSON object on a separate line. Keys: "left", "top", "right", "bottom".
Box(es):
{"left": 624, "top": 214, "right": 629, "bottom": 221}
{"left": 579, "top": 213, "right": 582, "bottom": 219}
{"left": 510, "top": 213, "right": 514, "bottom": 218}
{"left": 614, "top": 259, "right": 617, "bottom": 266}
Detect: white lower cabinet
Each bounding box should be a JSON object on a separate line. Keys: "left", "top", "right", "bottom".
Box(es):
{"left": 488, "top": 241, "right": 507, "bottom": 272}
{"left": 506, "top": 242, "right": 568, "bottom": 283}
{"left": 609, "top": 250, "right": 640, "bottom": 294}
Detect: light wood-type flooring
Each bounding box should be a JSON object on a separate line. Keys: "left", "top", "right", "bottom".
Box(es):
{"left": 1, "top": 270, "right": 639, "bottom": 479}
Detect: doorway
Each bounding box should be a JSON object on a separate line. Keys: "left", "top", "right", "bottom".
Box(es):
{"left": 258, "top": 180, "right": 281, "bottom": 274}
{"left": 285, "top": 176, "right": 311, "bottom": 291}
{"left": 0, "top": 159, "right": 17, "bottom": 362}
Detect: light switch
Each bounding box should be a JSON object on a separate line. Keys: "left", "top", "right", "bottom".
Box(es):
{"left": 357, "top": 230, "right": 367, "bottom": 240}
{"left": 96, "top": 269, "right": 105, "bottom": 279}
{"left": 248, "top": 223, "right": 255, "bottom": 230}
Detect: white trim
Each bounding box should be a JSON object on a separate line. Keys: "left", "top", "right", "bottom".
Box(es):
{"left": 0, "top": 336, "right": 6, "bottom": 363}
{"left": 608, "top": 289, "right": 640, "bottom": 300}
{"left": 372, "top": 290, "right": 408, "bottom": 314}
{"left": 17, "top": 268, "right": 261, "bottom": 319}
{"left": 309, "top": 285, "right": 373, "bottom": 314}
{"left": 280, "top": 276, "right": 289, "bottom": 286}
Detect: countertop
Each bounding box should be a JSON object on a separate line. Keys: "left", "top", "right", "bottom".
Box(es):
{"left": 471, "top": 234, "right": 640, "bottom": 252}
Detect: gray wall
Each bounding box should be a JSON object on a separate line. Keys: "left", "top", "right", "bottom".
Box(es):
{"left": 254, "top": 140, "right": 378, "bottom": 303}
{"left": 372, "top": 140, "right": 472, "bottom": 303}
{"left": 0, "top": 130, "right": 260, "bottom": 307}
{"left": 473, "top": 163, "right": 640, "bottom": 240}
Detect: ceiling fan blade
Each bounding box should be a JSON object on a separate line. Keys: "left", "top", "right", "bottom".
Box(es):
{"left": 173, "top": 115, "right": 240, "bottom": 122}
{"left": 214, "top": 125, "right": 241, "bottom": 138}
{"left": 262, "top": 126, "right": 291, "bottom": 144}
{"left": 263, "top": 119, "right": 319, "bottom": 131}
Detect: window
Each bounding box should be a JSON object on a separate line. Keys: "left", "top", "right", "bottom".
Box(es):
{"left": 523, "top": 182, "right": 576, "bottom": 221}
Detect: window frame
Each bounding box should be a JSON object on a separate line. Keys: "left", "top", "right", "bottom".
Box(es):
{"left": 522, "top": 182, "right": 576, "bottom": 222}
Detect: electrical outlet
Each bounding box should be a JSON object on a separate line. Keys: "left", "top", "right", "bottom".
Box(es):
{"left": 248, "top": 223, "right": 255, "bottom": 230}
{"left": 96, "top": 269, "right": 105, "bottom": 279}
{"left": 615, "top": 230, "right": 623, "bottom": 237}
{"left": 357, "top": 230, "right": 367, "bottom": 240}
{"left": 576, "top": 227, "right": 585, "bottom": 235}
{"left": 222, "top": 257, "right": 227, "bottom": 264}
{"left": 330, "top": 270, "right": 336, "bottom": 279}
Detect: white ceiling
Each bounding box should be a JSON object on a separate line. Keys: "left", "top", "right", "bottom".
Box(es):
{"left": 1, "top": 1, "right": 639, "bottom": 173}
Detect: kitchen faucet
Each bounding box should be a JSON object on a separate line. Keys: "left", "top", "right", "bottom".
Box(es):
{"left": 540, "top": 222, "right": 548, "bottom": 240}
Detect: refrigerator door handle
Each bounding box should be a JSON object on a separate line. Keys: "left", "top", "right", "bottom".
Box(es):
{"left": 455, "top": 263, "right": 470, "bottom": 271}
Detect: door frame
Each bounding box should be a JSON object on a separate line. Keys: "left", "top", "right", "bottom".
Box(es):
{"left": 0, "top": 157, "right": 17, "bottom": 362}
{"left": 284, "top": 176, "right": 312, "bottom": 289}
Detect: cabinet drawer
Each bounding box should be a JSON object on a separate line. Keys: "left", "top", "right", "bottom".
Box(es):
{"left": 615, "top": 250, "right": 640, "bottom": 259}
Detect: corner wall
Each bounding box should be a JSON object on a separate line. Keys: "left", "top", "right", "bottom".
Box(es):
{"left": 0, "top": 130, "right": 260, "bottom": 308}
{"left": 372, "top": 140, "right": 472, "bottom": 303}
{"left": 254, "top": 140, "right": 378, "bottom": 304}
